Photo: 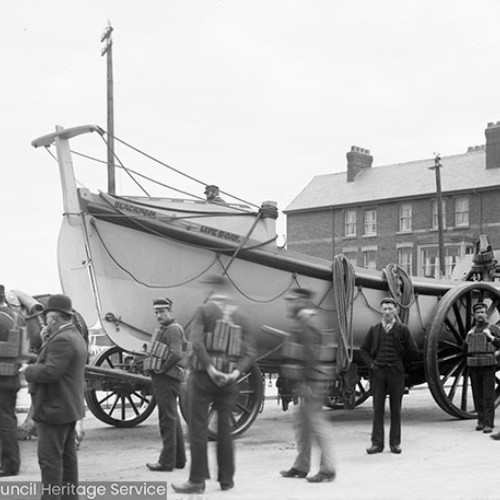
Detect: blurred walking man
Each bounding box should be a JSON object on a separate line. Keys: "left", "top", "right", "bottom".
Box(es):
{"left": 172, "top": 275, "right": 255, "bottom": 494}
{"left": 279, "top": 287, "right": 336, "bottom": 483}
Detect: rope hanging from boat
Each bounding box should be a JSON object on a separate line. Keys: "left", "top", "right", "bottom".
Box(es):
{"left": 382, "top": 264, "right": 415, "bottom": 325}
{"left": 332, "top": 255, "right": 356, "bottom": 373}
{"left": 220, "top": 211, "right": 263, "bottom": 275}
{"left": 90, "top": 216, "right": 293, "bottom": 303}
{"left": 90, "top": 218, "right": 220, "bottom": 288}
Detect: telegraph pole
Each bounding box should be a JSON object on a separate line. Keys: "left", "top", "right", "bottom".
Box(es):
{"left": 430, "top": 154, "right": 446, "bottom": 277}
{"left": 101, "top": 21, "right": 115, "bottom": 194}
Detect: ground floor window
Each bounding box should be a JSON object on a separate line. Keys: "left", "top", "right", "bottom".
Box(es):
{"left": 362, "top": 249, "right": 377, "bottom": 269}
{"left": 397, "top": 247, "right": 413, "bottom": 274}
{"left": 418, "top": 243, "right": 474, "bottom": 278}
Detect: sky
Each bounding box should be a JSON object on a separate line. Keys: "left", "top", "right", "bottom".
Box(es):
{"left": 2, "top": 0, "right": 500, "bottom": 297}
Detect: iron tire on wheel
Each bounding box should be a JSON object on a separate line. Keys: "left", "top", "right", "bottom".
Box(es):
{"left": 179, "top": 361, "right": 264, "bottom": 439}
{"left": 85, "top": 346, "right": 156, "bottom": 427}
{"left": 424, "top": 282, "right": 500, "bottom": 419}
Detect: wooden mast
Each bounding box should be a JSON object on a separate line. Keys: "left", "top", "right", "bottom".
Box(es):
{"left": 101, "top": 21, "right": 115, "bottom": 195}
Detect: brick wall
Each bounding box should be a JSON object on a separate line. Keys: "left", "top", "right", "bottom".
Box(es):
{"left": 286, "top": 188, "right": 500, "bottom": 275}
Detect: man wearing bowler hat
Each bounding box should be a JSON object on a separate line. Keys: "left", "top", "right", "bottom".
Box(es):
{"left": 23, "top": 294, "right": 87, "bottom": 500}
{"left": 360, "top": 297, "right": 417, "bottom": 455}
{"left": 465, "top": 302, "right": 500, "bottom": 435}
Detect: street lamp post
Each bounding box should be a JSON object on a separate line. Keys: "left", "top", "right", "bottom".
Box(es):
{"left": 429, "top": 154, "right": 446, "bottom": 277}
{"left": 101, "top": 22, "right": 115, "bottom": 195}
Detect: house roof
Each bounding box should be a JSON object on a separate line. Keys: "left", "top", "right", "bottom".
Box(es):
{"left": 285, "top": 148, "right": 500, "bottom": 213}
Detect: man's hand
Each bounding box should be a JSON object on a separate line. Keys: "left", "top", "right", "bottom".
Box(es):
{"left": 207, "top": 364, "right": 227, "bottom": 387}
{"left": 224, "top": 369, "right": 241, "bottom": 384}
{"left": 18, "top": 363, "right": 29, "bottom": 374}
{"left": 484, "top": 328, "right": 494, "bottom": 341}
{"left": 40, "top": 325, "right": 51, "bottom": 342}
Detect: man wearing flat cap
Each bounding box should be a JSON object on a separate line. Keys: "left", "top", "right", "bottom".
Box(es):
{"left": 145, "top": 297, "right": 187, "bottom": 472}
{"left": 465, "top": 302, "right": 500, "bottom": 435}
{"left": 23, "top": 294, "right": 87, "bottom": 499}
{"left": 360, "top": 297, "right": 417, "bottom": 455}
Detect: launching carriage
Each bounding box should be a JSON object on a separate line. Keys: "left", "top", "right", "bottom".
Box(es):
{"left": 31, "top": 124, "right": 500, "bottom": 438}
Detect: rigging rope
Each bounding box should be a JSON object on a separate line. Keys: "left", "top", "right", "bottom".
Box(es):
{"left": 104, "top": 130, "right": 261, "bottom": 209}
{"left": 72, "top": 149, "right": 257, "bottom": 215}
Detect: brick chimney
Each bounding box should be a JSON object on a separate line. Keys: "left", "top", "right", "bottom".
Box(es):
{"left": 485, "top": 121, "right": 500, "bottom": 169}
{"left": 346, "top": 146, "right": 373, "bottom": 182}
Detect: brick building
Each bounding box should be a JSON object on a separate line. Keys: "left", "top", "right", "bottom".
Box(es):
{"left": 284, "top": 122, "right": 500, "bottom": 278}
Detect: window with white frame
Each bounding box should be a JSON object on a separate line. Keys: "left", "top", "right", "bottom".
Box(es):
{"left": 444, "top": 246, "right": 461, "bottom": 277}
{"left": 362, "top": 249, "right": 377, "bottom": 269}
{"left": 399, "top": 203, "right": 412, "bottom": 232}
{"left": 344, "top": 209, "right": 356, "bottom": 237}
{"left": 421, "top": 246, "right": 439, "bottom": 278}
{"left": 455, "top": 197, "right": 469, "bottom": 227}
{"left": 432, "top": 200, "right": 446, "bottom": 229}
{"left": 364, "top": 209, "right": 377, "bottom": 235}
{"left": 397, "top": 247, "right": 413, "bottom": 274}
{"left": 419, "top": 243, "right": 474, "bottom": 279}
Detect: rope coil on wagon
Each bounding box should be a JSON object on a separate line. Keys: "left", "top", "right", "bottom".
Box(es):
{"left": 332, "top": 255, "right": 355, "bottom": 372}
{"left": 382, "top": 264, "right": 415, "bottom": 325}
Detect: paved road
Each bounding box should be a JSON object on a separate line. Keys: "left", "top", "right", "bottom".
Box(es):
{"left": 7, "top": 385, "right": 499, "bottom": 500}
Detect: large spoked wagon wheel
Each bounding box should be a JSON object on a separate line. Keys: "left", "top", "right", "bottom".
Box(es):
{"left": 179, "top": 361, "right": 264, "bottom": 439}
{"left": 424, "top": 282, "right": 500, "bottom": 418}
{"left": 85, "top": 346, "right": 156, "bottom": 427}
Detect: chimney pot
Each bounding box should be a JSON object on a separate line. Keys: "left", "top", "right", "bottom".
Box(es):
{"left": 346, "top": 145, "right": 373, "bottom": 182}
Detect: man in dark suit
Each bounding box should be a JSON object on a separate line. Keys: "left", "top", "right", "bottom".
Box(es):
{"left": 360, "top": 297, "right": 417, "bottom": 455}
{"left": 23, "top": 294, "right": 87, "bottom": 500}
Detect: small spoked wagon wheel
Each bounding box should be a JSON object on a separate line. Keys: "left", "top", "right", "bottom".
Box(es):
{"left": 324, "top": 376, "right": 371, "bottom": 409}
{"left": 85, "top": 346, "right": 156, "bottom": 427}
{"left": 424, "top": 282, "right": 500, "bottom": 419}
{"left": 179, "top": 361, "right": 264, "bottom": 439}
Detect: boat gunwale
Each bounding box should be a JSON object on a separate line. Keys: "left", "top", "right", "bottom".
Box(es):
{"left": 83, "top": 197, "right": 462, "bottom": 297}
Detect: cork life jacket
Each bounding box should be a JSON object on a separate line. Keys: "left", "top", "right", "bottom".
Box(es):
{"left": 280, "top": 309, "right": 336, "bottom": 382}
{"left": 0, "top": 307, "right": 27, "bottom": 377}
{"left": 193, "top": 303, "right": 244, "bottom": 373}
{"left": 466, "top": 323, "right": 498, "bottom": 367}
{"left": 143, "top": 321, "right": 185, "bottom": 381}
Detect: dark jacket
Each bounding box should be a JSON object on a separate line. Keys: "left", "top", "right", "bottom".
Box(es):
{"left": 25, "top": 323, "right": 87, "bottom": 424}
{"left": 360, "top": 322, "right": 417, "bottom": 372}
